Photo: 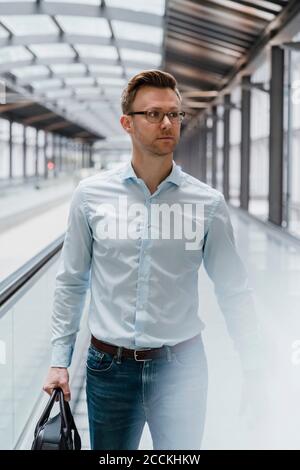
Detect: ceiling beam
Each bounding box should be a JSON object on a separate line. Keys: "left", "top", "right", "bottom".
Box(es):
{"left": 0, "top": 2, "right": 163, "bottom": 27}
{"left": 182, "top": 90, "right": 219, "bottom": 98}
{"left": 23, "top": 111, "right": 56, "bottom": 124}
{"left": 168, "top": 9, "right": 256, "bottom": 43}
{"left": 198, "top": 0, "right": 277, "bottom": 21}
{"left": 182, "top": 101, "right": 210, "bottom": 108}
{"left": 0, "top": 101, "right": 34, "bottom": 112}
{"left": 166, "top": 36, "right": 242, "bottom": 62}
{"left": 167, "top": 24, "right": 248, "bottom": 53}
{"left": 0, "top": 33, "right": 160, "bottom": 54}
{"left": 44, "top": 121, "right": 72, "bottom": 131}
{"left": 0, "top": 57, "right": 160, "bottom": 75}
{"left": 0, "top": 2, "right": 163, "bottom": 139}
{"left": 169, "top": 0, "right": 267, "bottom": 33}
{"left": 180, "top": 0, "right": 300, "bottom": 135}
{"left": 14, "top": 70, "right": 123, "bottom": 86}
{"left": 166, "top": 52, "right": 228, "bottom": 81}
{"left": 33, "top": 82, "right": 107, "bottom": 94}
{"left": 2, "top": 73, "right": 104, "bottom": 138}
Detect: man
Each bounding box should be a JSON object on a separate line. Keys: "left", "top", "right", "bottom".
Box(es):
{"left": 43, "top": 70, "right": 261, "bottom": 450}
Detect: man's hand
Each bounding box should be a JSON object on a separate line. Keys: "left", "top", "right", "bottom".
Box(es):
{"left": 43, "top": 367, "right": 71, "bottom": 401}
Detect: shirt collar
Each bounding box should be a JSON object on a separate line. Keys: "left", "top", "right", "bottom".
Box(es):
{"left": 120, "top": 160, "right": 182, "bottom": 187}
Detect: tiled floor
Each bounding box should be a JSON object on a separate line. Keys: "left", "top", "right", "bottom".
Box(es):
{"left": 201, "top": 208, "right": 300, "bottom": 449}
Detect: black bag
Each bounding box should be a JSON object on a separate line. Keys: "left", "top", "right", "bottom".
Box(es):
{"left": 31, "top": 388, "right": 81, "bottom": 450}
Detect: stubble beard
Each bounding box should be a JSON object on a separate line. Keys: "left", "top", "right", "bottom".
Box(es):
{"left": 148, "top": 138, "right": 178, "bottom": 157}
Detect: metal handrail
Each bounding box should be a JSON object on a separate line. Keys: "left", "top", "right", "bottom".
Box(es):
{"left": 0, "top": 234, "right": 64, "bottom": 311}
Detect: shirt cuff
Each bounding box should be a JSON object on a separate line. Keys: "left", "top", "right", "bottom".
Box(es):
{"left": 51, "top": 344, "right": 73, "bottom": 368}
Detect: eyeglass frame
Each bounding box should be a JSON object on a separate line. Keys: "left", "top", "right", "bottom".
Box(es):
{"left": 127, "top": 110, "right": 185, "bottom": 124}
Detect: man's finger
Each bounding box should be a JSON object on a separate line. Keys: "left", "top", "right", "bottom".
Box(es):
{"left": 61, "top": 384, "right": 71, "bottom": 402}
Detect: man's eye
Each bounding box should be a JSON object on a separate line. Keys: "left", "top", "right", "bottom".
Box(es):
{"left": 169, "top": 112, "right": 178, "bottom": 118}
{"left": 148, "top": 111, "right": 160, "bottom": 118}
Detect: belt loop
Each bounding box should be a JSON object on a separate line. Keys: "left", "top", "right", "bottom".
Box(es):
{"left": 165, "top": 345, "right": 172, "bottom": 362}
{"left": 116, "top": 346, "right": 123, "bottom": 364}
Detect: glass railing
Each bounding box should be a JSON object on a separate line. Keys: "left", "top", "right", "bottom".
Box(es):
{"left": 0, "top": 236, "right": 64, "bottom": 449}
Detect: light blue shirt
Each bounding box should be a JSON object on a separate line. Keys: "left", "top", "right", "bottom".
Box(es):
{"left": 51, "top": 161, "right": 259, "bottom": 370}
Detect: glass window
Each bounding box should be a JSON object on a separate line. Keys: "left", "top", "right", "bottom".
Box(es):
{"left": 249, "top": 58, "right": 270, "bottom": 220}
{"left": 97, "top": 77, "right": 125, "bottom": 86}
{"left": 12, "top": 122, "right": 23, "bottom": 144}
{"left": 74, "top": 87, "right": 100, "bottom": 96}
{"left": 0, "top": 118, "right": 9, "bottom": 142}
{"left": 10, "top": 65, "right": 50, "bottom": 78}
{"left": 0, "top": 258, "right": 69, "bottom": 448}
{"left": 29, "top": 44, "right": 75, "bottom": 58}
{"left": 216, "top": 105, "right": 224, "bottom": 193}
{"left": 103, "top": 87, "right": 122, "bottom": 96}
{"left": 38, "top": 129, "right": 45, "bottom": 147}
{"left": 229, "top": 87, "right": 241, "bottom": 206}
{"left": 106, "top": 0, "right": 165, "bottom": 16}
{"left": 0, "top": 46, "right": 32, "bottom": 64}
{"left": 45, "top": 89, "right": 73, "bottom": 99}
{"left": 205, "top": 116, "right": 213, "bottom": 187}
{"left": 112, "top": 20, "right": 163, "bottom": 45}
{"left": 288, "top": 50, "right": 300, "bottom": 236}
{"left": 31, "top": 79, "right": 63, "bottom": 90}
{"left": 0, "top": 118, "right": 10, "bottom": 179}
{"left": 12, "top": 122, "right": 24, "bottom": 178}
{"left": 26, "top": 126, "right": 36, "bottom": 145}
{"left": 26, "top": 126, "right": 36, "bottom": 177}
{"left": 45, "top": 0, "right": 100, "bottom": 4}
{"left": 0, "top": 15, "right": 59, "bottom": 35}
{"left": 57, "top": 100, "right": 84, "bottom": 110}
{"left": 75, "top": 44, "right": 118, "bottom": 59}
{"left": 50, "top": 63, "right": 87, "bottom": 75}
{"left": 37, "top": 130, "right": 46, "bottom": 177}
{"left": 56, "top": 15, "right": 111, "bottom": 37}
{"left": 65, "top": 77, "right": 95, "bottom": 86}
{"left": 88, "top": 64, "right": 123, "bottom": 75}
{"left": 120, "top": 49, "right": 161, "bottom": 65}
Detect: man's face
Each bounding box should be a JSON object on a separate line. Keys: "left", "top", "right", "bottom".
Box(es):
{"left": 121, "top": 86, "right": 182, "bottom": 157}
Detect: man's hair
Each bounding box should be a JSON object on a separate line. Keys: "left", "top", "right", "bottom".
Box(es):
{"left": 121, "top": 69, "right": 181, "bottom": 114}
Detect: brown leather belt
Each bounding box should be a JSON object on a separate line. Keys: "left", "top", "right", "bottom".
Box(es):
{"left": 91, "top": 334, "right": 201, "bottom": 361}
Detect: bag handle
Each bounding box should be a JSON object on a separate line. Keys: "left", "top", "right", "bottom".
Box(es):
{"left": 34, "top": 388, "right": 81, "bottom": 450}
{"left": 33, "top": 388, "right": 60, "bottom": 437}
{"left": 57, "top": 388, "right": 81, "bottom": 450}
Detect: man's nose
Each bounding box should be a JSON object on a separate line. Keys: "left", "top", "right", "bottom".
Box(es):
{"left": 161, "top": 114, "right": 172, "bottom": 128}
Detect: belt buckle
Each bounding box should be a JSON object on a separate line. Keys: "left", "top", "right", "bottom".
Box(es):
{"left": 134, "top": 348, "right": 152, "bottom": 362}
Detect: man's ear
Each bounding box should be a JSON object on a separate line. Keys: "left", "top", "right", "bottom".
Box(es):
{"left": 120, "top": 115, "right": 132, "bottom": 135}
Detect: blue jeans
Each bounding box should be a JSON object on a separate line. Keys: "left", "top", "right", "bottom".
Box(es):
{"left": 86, "top": 335, "right": 208, "bottom": 450}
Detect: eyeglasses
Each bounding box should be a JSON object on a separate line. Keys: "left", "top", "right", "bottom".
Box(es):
{"left": 127, "top": 110, "right": 185, "bottom": 124}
